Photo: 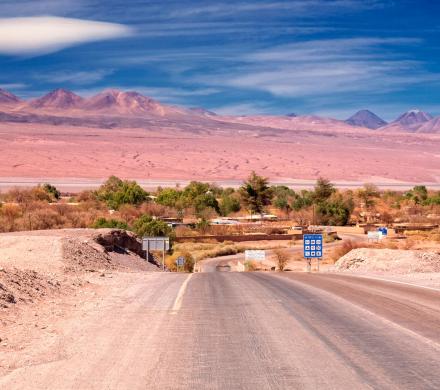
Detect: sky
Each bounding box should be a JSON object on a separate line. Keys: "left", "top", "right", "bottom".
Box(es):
{"left": 0, "top": 0, "right": 440, "bottom": 120}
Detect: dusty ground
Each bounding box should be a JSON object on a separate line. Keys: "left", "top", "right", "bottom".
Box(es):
{"left": 0, "top": 228, "right": 159, "bottom": 376}
{"left": 333, "top": 247, "right": 440, "bottom": 288}
{"left": 0, "top": 121, "right": 439, "bottom": 184}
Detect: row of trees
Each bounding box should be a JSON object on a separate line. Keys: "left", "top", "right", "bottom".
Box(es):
{"left": 2, "top": 174, "right": 440, "bottom": 234}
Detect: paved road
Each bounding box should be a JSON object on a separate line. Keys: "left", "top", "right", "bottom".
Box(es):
{"left": 198, "top": 233, "right": 366, "bottom": 272}
{"left": 1, "top": 272, "right": 439, "bottom": 389}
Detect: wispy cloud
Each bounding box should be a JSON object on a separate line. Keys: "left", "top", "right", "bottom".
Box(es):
{"left": 0, "top": 16, "right": 132, "bottom": 56}
{"left": 167, "top": 0, "right": 385, "bottom": 19}
{"left": 194, "top": 37, "right": 440, "bottom": 98}
{"left": 0, "top": 0, "right": 81, "bottom": 17}
{"left": 34, "top": 69, "right": 114, "bottom": 85}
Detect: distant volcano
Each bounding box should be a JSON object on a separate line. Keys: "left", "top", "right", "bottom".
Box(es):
{"left": 393, "top": 109, "right": 432, "bottom": 127}
{"left": 345, "top": 110, "right": 387, "bottom": 129}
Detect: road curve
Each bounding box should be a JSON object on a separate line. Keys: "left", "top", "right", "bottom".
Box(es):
{"left": 1, "top": 272, "right": 439, "bottom": 389}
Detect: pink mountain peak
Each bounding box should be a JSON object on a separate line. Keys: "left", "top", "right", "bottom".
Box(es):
{"left": 0, "top": 88, "right": 21, "bottom": 104}
{"left": 28, "top": 88, "right": 83, "bottom": 109}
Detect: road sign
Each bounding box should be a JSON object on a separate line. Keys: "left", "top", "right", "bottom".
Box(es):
{"left": 377, "top": 227, "right": 388, "bottom": 236}
{"left": 143, "top": 237, "right": 170, "bottom": 271}
{"left": 245, "top": 250, "right": 266, "bottom": 261}
{"left": 142, "top": 237, "right": 170, "bottom": 251}
{"left": 176, "top": 256, "right": 185, "bottom": 266}
{"left": 303, "top": 234, "right": 323, "bottom": 259}
{"left": 368, "top": 231, "right": 381, "bottom": 242}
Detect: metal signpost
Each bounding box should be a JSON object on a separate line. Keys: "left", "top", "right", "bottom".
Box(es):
{"left": 244, "top": 250, "right": 266, "bottom": 262}
{"left": 142, "top": 237, "right": 170, "bottom": 271}
{"left": 303, "top": 234, "right": 323, "bottom": 272}
{"left": 176, "top": 256, "right": 185, "bottom": 272}
{"left": 367, "top": 231, "right": 381, "bottom": 242}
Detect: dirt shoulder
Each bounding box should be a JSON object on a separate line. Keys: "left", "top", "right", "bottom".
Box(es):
{"left": 0, "top": 228, "right": 159, "bottom": 376}
{"left": 331, "top": 247, "right": 440, "bottom": 289}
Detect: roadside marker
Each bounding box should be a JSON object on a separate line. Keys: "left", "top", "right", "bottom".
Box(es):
{"left": 303, "top": 233, "right": 323, "bottom": 272}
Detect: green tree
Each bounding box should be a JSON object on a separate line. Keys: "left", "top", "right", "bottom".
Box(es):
{"left": 132, "top": 214, "right": 173, "bottom": 238}
{"left": 181, "top": 181, "right": 220, "bottom": 215}
{"left": 92, "top": 217, "right": 128, "bottom": 230}
{"left": 43, "top": 183, "right": 61, "bottom": 200}
{"left": 356, "top": 183, "right": 380, "bottom": 209}
{"left": 96, "top": 176, "right": 149, "bottom": 209}
{"left": 219, "top": 193, "right": 241, "bottom": 216}
{"left": 272, "top": 186, "right": 295, "bottom": 214}
{"left": 239, "top": 172, "right": 273, "bottom": 215}
{"left": 406, "top": 185, "right": 428, "bottom": 204}
{"left": 156, "top": 188, "right": 182, "bottom": 208}
{"left": 316, "top": 195, "right": 352, "bottom": 226}
{"left": 313, "top": 177, "right": 335, "bottom": 203}
{"left": 291, "top": 190, "right": 313, "bottom": 211}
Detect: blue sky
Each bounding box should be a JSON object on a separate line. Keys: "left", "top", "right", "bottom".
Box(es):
{"left": 0, "top": 0, "right": 439, "bottom": 120}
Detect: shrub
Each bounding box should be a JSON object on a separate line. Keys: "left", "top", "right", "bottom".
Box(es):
{"left": 273, "top": 248, "right": 290, "bottom": 271}
{"left": 96, "top": 176, "right": 149, "bottom": 209}
{"left": 132, "top": 214, "right": 173, "bottom": 238}
{"left": 42, "top": 183, "right": 61, "bottom": 200}
{"left": 92, "top": 217, "right": 128, "bottom": 230}
{"left": 165, "top": 251, "right": 195, "bottom": 272}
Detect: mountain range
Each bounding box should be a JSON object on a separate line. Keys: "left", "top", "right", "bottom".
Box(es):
{"left": 0, "top": 88, "right": 439, "bottom": 134}
{"left": 1, "top": 87, "right": 439, "bottom": 185}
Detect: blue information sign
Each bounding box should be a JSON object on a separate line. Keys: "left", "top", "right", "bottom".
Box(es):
{"left": 377, "top": 227, "right": 388, "bottom": 236}
{"left": 176, "top": 256, "right": 185, "bottom": 266}
{"left": 303, "top": 234, "right": 323, "bottom": 259}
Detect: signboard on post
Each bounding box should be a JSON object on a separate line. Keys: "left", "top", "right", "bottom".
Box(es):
{"left": 368, "top": 231, "right": 381, "bottom": 242}
{"left": 142, "top": 237, "right": 170, "bottom": 271}
{"left": 377, "top": 227, "right": 388, "bottom": 236}
{"left": 142, "top": 237, "right": 170, "bottom": 251}
{"left": 303, "top": 234, "right": 323, "bottom": 259}
{"left": 176, "top": 256, "right": 185, "bottom": 267}
{"left": 303, "top": 234, "right": 323, "bottom": 272}
{"left": 245, "top": 250, "right": 266, "bottom": 262}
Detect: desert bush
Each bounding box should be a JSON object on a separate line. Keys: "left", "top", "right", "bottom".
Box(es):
{"left": 273, "top": 248, "right": 290, "bottom": 271}
{"left": 165, "top": 251, "right": 195, "bottom": 272}
{"left": 245, "top": 260, "right": 257, "bottom": 271}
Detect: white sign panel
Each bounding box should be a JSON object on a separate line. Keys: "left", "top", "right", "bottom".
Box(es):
{"left": 367, "top": 231, "right": 382, "bottom": 241}
{"left": 142, "top": 237, "right": 170, "bottom": 251}
{"left": 245, "top": 250, "right": 266, "bottom": 261}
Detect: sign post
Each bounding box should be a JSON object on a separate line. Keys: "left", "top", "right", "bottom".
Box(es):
{"left": 142, "top": 237, "right": 170, "bottom": 271}
{"left": 244, "top": 250, "right": 266, "bottom": 262}
{"left": 176, "top": 256, "right": 185, "bottom": 272}
{"left": 303, "top": 234, "right": 323, "bottom": 272}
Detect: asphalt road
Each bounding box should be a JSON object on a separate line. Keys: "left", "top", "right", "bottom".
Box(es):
{"left": 198, "top": 233, "right": 365, "bottom": 272}
{"left": 1, "top": 272, "right": 439, "bottom": 389}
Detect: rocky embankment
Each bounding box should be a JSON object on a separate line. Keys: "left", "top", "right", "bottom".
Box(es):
{"left": 0, "top": 229, "right": 157, "bottom": 309}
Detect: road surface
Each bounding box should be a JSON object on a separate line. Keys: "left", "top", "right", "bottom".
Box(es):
{"left": 198, "top": 233, "right": 365, "bottom": 272}
{"left": 1, "top": 272, "right": 439, "bottom": 389}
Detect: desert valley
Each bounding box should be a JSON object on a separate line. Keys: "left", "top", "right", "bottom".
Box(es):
{"left": 1, "top": 88, "right": 440, "bottom": 187}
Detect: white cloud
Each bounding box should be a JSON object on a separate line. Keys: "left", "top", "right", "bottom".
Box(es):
{"left": 169, "top": 0, "right": 384, "bottom": 18}
{"left": 194, "top": 37, "right": 440, "bottom": 98}
{"left": 34, "top": 69, "right": 114, "bottom": 85}
{"left": 0, "top": 16, "right": 132, "bottom": 56}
